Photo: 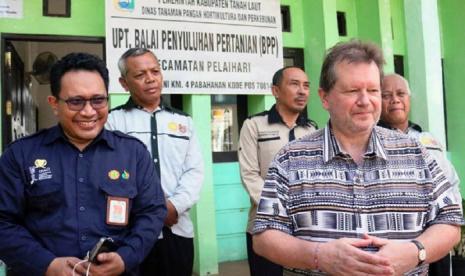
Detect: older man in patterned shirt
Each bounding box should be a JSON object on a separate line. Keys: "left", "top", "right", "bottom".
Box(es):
{"left": 252, "top": 40, "right": 464, "bottom": 276}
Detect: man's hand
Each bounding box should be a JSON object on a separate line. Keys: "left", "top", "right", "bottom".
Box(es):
{"left": 91, "top": 252, "right": 125, "bottom": 276}
{"left": 164, "top": 200, "right": 178, "bottom": 227}
{"left": 318, "top": 238, "right": 395, "bottom": 276}
{"left": 46, "top": 257, "right": 84, "bottom": 276}
{"left": 67, "top": 252, "right": 125, "bottom": 276}
{"left": 366, "top": 234, "right": 419, "bottom": 276}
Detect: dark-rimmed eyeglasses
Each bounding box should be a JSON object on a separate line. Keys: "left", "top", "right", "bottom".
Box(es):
{"left": 57, "top": 96, "right": 109, "bottom": 111}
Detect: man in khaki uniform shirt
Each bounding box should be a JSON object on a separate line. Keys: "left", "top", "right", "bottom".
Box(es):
{"left": 238, "top": 66, "right": 317, "bottom": 276}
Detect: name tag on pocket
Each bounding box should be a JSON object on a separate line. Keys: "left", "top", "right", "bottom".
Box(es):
{"left": 106, "top": 196, "right": 129, "bottom": 226}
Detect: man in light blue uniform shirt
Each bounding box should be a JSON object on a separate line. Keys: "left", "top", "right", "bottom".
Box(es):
{"left": 106, "top": 48, "right": 204, "bottom": 276}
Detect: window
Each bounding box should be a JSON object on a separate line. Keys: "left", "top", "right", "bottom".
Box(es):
{"left": 283, "top": 48, "right": 305, "bottom": 69}
{"left": 281, "top": 6, "right": 291, "bottom": 32}
{"left": 337, "top": 11, "right": 347, "bottom": 36}
{"left": 161, "top": 94, "right": 183, "bottom": 110}
{"left": 211, "top": 95, "right": 247, "bottom": 162}
{"left": 43, "top": 0, "right": 71, "bottom": 17}
{"left": 394, "top": 55, "right": 404, "bottom": 77}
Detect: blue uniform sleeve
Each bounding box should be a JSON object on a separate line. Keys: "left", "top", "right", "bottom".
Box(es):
{"left": 116, "top": 143, "right": 167, "bottom": 271}
{"left": 0, "top": 146, "right": 56, "bottom": 275}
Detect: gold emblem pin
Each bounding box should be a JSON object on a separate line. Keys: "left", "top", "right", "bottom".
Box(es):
{"left": 168, "top": 122, "right": 178, "bottom": 131}
{"left": 34, "top": 159, "right": 47, "bottom": 169}
{"left": 108, "top": 170, "right": 120, "bottom": 180}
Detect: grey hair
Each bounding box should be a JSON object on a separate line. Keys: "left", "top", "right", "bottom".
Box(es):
{"left": 383, "top": 73, "right": 411, "bottom": 95}
{"left": 117, "top": 48, "right": 158, "bottom": 77}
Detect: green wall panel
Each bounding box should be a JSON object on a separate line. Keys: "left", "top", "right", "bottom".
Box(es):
{"left": 217, "top": 234, "right": 248, "bottom": 262}
{"left": 336, "top": 0, "right": 358, "bottom": 40}
{"left": 281, "top": 0, "right": 304, "bottom": 48}
{"left": 247, "top": 95, "right": 274, "bottom": 116}
{"left": 438, "top": 0, "right": 465, "bottom": 196}
{"left": 184, "top": 95, "right": 219, "bottom": 275}
{"left": 213, "top": 162, "right": 250, "bottom": 262}
{"left": 404, "top": 0, "right": 446, "bottom": 146}
{"left": 0, "top": 1, "right": 104, "bottom": 36}
{"left": 109, "top": 93, "right": 130, "bottom": 108}
{"left": 390, "top": 0, "right": 407, "bottom": 56}
{"left": 356, "top": 0, "right": 394, "bottom": 73}
{"left": 302, "top": 0, "right": 339, "bottom": 127}
{"left": 216, "top": 210, "right": 249, "bottom": 237}
{"left": 214, "top": 185, "right": 250, "bottom": 211}
{"left": 212, "top": 162, "right": 241, "bottom": 184}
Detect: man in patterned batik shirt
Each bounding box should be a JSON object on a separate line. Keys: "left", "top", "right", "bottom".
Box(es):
{"left": 252, "top": 40, "right": 464, "bottom": 276}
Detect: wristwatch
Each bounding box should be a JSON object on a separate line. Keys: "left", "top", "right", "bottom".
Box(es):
{"left": 411, "top": 240, "right": 426, "bottom": 265}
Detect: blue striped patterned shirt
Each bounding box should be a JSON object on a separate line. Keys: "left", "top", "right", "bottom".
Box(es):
{"left": 253, "top": 124, "right": 464, "bottom": 275}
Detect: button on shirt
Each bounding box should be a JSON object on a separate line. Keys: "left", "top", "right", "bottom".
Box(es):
{"left": 254, "top": 125, "right": 464, "bottom": 276}
{"left": 0, "top": 126, "right": 167, "bottom": 275}
{"left": 106, "top": 98, "right": 204, "bottom": 238}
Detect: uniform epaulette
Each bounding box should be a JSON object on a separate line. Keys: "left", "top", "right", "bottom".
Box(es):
{"left": 247, "top": 110, "right": 269, "bottom": 119}
{"left": 111, "top": 130, "right": 148, "bottom": 149}
{"left": 164, "top": 105, "right": 190, "bottom": 117}
{"left": 6, "top": 128, "right": 48, "bottom": 148}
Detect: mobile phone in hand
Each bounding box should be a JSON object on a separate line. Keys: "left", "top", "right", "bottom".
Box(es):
{"left": 88, "top": 237, "right": 117, "bottom": 264}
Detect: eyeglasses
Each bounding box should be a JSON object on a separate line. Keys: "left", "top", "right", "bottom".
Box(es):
{"left": 57, "top": 96, "right": 109, "bottom": 111}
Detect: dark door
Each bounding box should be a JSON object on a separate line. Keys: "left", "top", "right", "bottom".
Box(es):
{"left": 2, "top": 41, "right": 37, "bottom": 149}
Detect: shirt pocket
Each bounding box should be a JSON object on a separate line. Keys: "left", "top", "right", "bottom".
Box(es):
{"left": 99, "top": 181, "right": 137, "bottom": 199}
{"left": 24, "top": 180, "right": 64, "bottom": 233}
{"left": 161, "top": 134, "right": 190, "bottom": 168}
{"left": 25, "top": 180, "right": 63, "bottom": 212}
{"left": 98, "top": 181, "right": 137, "bottom": 231}
{"left": 167, "top": 133, "right": 190, "bottom": 151}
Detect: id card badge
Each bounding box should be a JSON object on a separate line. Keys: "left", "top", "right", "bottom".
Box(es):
{"left": 106, "top": 196, "right": 129, "bottom": 226}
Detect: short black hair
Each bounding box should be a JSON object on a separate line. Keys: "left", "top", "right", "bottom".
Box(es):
{"left": 272, "top": 66, "right": 303, "bottom": 86}
{"left": 50, "top": 52, "right": 109, "bottom": 97}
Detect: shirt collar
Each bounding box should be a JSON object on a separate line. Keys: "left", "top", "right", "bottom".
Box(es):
{"left": 323, "top": 122, "right": 387, "bottom": 163}
{"left": 42, "top": 125, "right": 65, "bottom": 145}
{"left": 121, "top": 96, "right": 163, "bottom": 113}
{"left": 43, "top": 125, "right": 114, "bottom": 150}
{"left": 377, "top": 120, "right": 422, "bottom": 133}
{"left": 267, "top": 104, "right": 313, "bottom": 127}
{"left": 408, "top": 121, "right": 422, "bottom": 132}
{"left": 120, "top": 96, "right": 139, "bottom": 110}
